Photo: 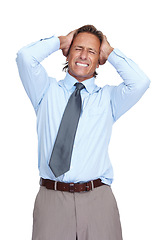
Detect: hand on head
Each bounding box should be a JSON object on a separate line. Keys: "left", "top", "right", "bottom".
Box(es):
{"left": 58, "top": 30, "right": 77, "bottom": 57}
{"left": 99, "top": 35, "right": 114, "bottom": 65}
{"left": 59, "top": 27, "right": 114, "bottom": 65}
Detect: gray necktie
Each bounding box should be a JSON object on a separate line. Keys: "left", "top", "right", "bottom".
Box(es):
{"left": 49, "top": 82, "right": 85, "bottom": 177}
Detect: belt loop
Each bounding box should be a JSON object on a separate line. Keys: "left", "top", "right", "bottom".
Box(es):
{"left": 91, "top": 180, "right": 94, "bottom": 190}
{"left": 69, "top": 183, "right": 75, "bottom": 193}
{"left": 54, "top": 181, "right": 57, "bottom": 191}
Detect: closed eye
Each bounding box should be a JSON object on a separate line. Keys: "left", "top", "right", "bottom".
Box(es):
{"left": 74, "top": 46, "right": 97, "bottom": 54}
{"left": 74, "top": 46, "right": 83, "bottom": 51}
{"left": 89, "top": 50, "right": 96, "bottom": 54}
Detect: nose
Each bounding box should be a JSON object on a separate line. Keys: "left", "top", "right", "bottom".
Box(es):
{"left": 80, "top": 49, "right": 88, "bottom": 60}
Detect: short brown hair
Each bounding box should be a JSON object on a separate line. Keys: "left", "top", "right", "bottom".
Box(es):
{"left": 63, "top": 25, "right": 103, "bottom": 78}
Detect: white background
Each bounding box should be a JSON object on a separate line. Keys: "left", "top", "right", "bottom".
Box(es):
{"left": 0, "top": 0, "right": 160, "bottom": 239}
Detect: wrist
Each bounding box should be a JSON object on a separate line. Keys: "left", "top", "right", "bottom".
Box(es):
{"left": 105, "top": 47, "right": 114, "bottom": 59}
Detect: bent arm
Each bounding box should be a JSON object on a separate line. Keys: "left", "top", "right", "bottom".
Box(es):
{"left": 108, "top": 49, "right": 151, "bottom": 121}
{"left": 16, "top": 36, "right": 60, "bottom": 111}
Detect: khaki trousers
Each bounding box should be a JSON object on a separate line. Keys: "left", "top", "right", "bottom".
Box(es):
{"left": 32, "top": 184, "right": 123, "bottom": 240}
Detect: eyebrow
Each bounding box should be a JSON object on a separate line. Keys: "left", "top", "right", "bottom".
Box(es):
{"left": 74, "top": 45, "right": 98, "bottom": 53}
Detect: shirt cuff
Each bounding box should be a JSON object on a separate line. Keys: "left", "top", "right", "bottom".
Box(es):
{"left": 40, "top": 35, "right": 60, "bottom": 52}
{"left": 108, "top": 48, "right": 127, "bottom": 67}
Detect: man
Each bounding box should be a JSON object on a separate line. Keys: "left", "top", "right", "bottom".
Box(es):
{"left": 16, "top": 25, "right": 150, "bottom": 240}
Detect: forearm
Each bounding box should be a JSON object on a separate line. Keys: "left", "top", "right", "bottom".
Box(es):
{"left": 16, "top": 36, "right": 60, "bottom": 111}
{"left": 16, "top": 36, "right": 60, "bottom": 66}
{"left": 108, "top": 49, "right": 151, "bottom": 121}
{"left": 108, "top": 48, "right": 150, "bottom": 88}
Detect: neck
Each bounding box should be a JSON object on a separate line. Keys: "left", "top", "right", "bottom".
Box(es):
{"left": 68, "top": 71, "right": 95, "bottom": 82}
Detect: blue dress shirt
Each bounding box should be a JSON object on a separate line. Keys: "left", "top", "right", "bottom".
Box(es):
{"left": 16, "top": 36, "right": 150, "bottom": 185}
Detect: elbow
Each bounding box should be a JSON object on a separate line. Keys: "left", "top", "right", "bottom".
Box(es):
{"left": 16, "top": 48, "right": 35, "bottom": 68}
{"left": 133, "top": 75, "right": 151, "bottom": 94}
{"left": 144, "top": 75, "right": 151, "bottom": 88}
{"left": 139, "top": 75, "right": 151, "bottom": 92}
{"left": 17, "top": 47, "right": 30, "bottom": 59}
{"left": 16, "top": 48, "right": 28, "bottom": 65}
{"left": 126, "top": 75, "right": 151, "bottom": 98}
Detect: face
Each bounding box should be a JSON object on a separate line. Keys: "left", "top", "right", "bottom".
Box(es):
{"left": 67, "top": 32, "right": 101, "bottom": 82}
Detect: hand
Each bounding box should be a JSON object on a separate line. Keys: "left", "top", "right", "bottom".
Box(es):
{"left": 58, "top": 30, "right": 77, "bottom": 57}
{"left": 99, "top": 35, "right": 114, "bottom": 65}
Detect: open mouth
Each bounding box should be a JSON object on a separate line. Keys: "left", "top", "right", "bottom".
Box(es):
{"left": 76, "top": 62, "right": 89, "bottom": 67}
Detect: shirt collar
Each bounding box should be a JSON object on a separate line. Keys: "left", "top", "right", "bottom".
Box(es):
{"left": 61, "top": 72, "right": 100, "bottom": 94}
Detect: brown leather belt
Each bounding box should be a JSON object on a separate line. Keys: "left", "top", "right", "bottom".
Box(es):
{"left": 40, "top": 178, "right": 106, "bottom": 193}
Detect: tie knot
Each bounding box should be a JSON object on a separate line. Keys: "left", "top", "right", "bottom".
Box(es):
{"left": 74, "top": 83, "right": 85, "bottom": 91}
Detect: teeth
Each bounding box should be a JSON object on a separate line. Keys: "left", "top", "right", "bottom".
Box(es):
{"left": 76, "top": 63, "right": 88, "bottom": 67}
